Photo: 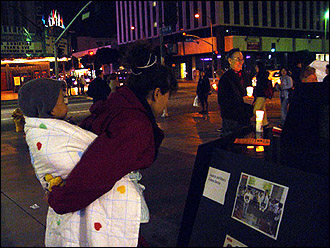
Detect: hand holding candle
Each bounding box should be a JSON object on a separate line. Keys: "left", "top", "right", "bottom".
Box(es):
{"left": 256, "top": 110, "right": 264, "bottom": 132}
{"left": 246, "top": 86, "right": 254, "bottom": 97}
{"left": 243, "top": 96, "right": 254, "bottom": 105}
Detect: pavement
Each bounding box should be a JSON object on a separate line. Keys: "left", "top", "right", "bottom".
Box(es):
{"left": 1, "top": 84, "right": 282, "bottom": 247}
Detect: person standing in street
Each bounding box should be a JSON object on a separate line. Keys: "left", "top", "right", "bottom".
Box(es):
{"left": 217, "top": 48, "right": 254, "bottom": 136}
{"left": 291, "top": 61, "right": 302, "bottom": 87}
{"left": 47, "top": 41, "right": 178, "bottom": 247}
{"left": 19, "top": 77, "right": 162, "bottom": 247}
{"left": 279, "top": 66, "right": 294, "bottom": 127}
{"left": 78, "top": 75, "right": 86, "bottom": 95}
{"left": 65, "top": 76, "right": 72, "bottom": 96}
{"left": 253, "top": 61, "right": 270, "bottom": 128}
{"left": 196, "top": 71, "right": 211, "bottom": 114}
{"left": 87, "top": 69, "right": 111, "bottom": 103}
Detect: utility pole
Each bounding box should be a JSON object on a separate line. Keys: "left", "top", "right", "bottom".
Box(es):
{"left": 210, "top": 18, "right": 215, "bottom": 84}
{"left": 54, "top": 1, "right": 93, "bottom": 79}
{"left": 159, "top": 2, "right": 164, "bottom": 65}
{"left": 324, "top": 9, "right": 329, "bottom": 61}
{"left": 183, "top": 33, "right": 214, "bottom": 81}
{"left": 195, "top": 13, "right": 215, "bottom": 83}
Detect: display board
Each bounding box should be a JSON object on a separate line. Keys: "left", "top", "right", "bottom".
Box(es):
{"left": 177, "top": 138, "right": 329, "bottom": 247}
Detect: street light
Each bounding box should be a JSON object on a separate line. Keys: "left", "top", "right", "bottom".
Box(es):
{"left": 324, "top": 9, "right": 329, "bottom": 61}
{"left": 194, "top": 13, "right": 215, "bottom": 83}
{"left": 130, "top": 26, "right": 146, "bottom": 39}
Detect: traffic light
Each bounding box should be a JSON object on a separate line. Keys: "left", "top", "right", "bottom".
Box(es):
{"left": 212, "top": 51, "right": 218, "bottom": 61}
{"left": 271, "top": 43, "right": 276, "bottom": 52}
{"left": 212, "top": 51, "right": 218, "bottom": 70}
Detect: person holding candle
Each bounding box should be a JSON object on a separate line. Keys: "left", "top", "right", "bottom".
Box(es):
{"left": 217, "top": 48, "right": 254, "bottom": 137}
{"left": 253, "top": 61, "right": 270, "bottom": 129}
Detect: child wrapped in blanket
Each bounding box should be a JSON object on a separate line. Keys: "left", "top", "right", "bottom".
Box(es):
{"left": 18, "top": 78, "right": 148, "bottom": 247}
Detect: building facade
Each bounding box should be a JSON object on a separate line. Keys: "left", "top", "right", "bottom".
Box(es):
{"left": 1, "top": 1, "right": 72, "bottom": 91}
{"left": 116, "top": 1, "right": 329, "bottom": 80}
{"left": 76, "top": 36, "right": 118, "bottom": 52}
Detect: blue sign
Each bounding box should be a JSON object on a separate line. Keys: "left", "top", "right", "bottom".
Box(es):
{"left": 161, "top": 26, "right": 172, "bottom": 35}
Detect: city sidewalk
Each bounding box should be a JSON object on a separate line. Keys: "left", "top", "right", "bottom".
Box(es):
{"left": 1, "top": 90, "right": 18, "bottom": 101}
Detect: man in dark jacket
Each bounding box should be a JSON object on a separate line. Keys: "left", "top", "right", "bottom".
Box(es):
{"left": 196, "top": 71, "right": 211, "bottom": 114}
{"left": 217, "top": 48, "right": 254, "bottom": 136}
{"left": 87, "top": 70, "right": 111, "bottom": 103}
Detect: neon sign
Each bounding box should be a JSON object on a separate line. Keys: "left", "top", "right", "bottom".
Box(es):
{"left": 47, "top": 10, "right": 65, "bottom": 29}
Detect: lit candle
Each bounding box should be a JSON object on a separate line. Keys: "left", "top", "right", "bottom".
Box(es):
{"left": 256, "top": 110, "right": 264, "bottom": 132}
{"left": 246, "top": 86, "right": 254, "bottom": 97}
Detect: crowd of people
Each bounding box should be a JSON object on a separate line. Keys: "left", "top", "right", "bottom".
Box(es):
{"left": 17, "top": 41, "right": 328, "bottom": 246}
{"left": 61, "top": 70, "right": 123, "bottom": 102}
{"left": 212, "top": 49, "right": 328, "bottom": 134}
{"left": 234, "top": 186, "right": 284, "bottom": 237}
{"left": 62, "top": 47, "right": 328, "bottom": 137}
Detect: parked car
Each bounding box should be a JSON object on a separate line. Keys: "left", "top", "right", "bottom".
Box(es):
{"left": 252, "top": 70, "right": 281, "bottom": 87}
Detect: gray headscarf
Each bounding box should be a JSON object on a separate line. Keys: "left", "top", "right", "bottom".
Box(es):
{"left": 18, "top": 78, "right": 63, "bottom": 118}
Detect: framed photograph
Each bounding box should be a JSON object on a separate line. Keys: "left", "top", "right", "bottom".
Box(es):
{"left": 231, "top": 173, "right": 289, "bottom": 240}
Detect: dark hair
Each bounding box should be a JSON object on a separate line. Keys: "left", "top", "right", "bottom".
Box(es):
{"left": 326, "top": 64, "right": 329, "bottom": 70}
{"left": 256, "top": 61, "right": 269, "bottom": 78}
{"left": 124, "top": 41, "right": 178, "bottom": 98}
{"left": 280, "top": 66, "right": 289, "bottom": 74}
{"left": 300, "top": 66, "right": 316, "bottom": 80}
{"left": 226, "top": 48, "right": 241, "bottom": 60}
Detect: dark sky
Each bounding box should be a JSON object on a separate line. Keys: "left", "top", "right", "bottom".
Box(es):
{"left": 43, "top": 1, "right": 117, "bottom": 38}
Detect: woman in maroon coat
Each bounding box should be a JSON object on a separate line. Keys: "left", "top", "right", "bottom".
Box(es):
{"left": 47, "top": 41, "right": 178, "bottom": 246}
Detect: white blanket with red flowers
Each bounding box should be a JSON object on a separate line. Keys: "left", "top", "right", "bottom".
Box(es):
{"left": 24, "top": 117, "right": 144, "bottom": 247}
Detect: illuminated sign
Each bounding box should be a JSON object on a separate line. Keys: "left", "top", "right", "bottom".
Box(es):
{"left": 14, "top": 77, "right": 21, "bottom": 86}
{"left": 247, "top": 42, "right": 260, "bottom": 50}
{"left": 47, "top": 10, "right": 65, "bottom": 29}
